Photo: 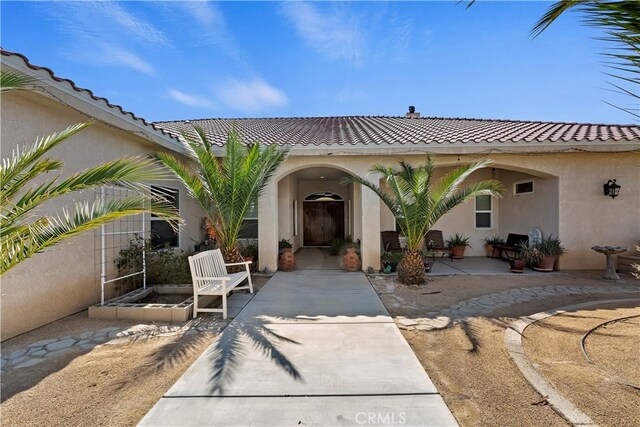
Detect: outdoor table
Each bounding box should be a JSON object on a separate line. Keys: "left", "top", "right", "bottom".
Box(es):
{"left": 591, "top": 245, "right": 628, "bottom": 280}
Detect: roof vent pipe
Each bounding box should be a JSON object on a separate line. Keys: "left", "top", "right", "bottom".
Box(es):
{"left": 406, "top": 106, "right": 420, "bottom": 119}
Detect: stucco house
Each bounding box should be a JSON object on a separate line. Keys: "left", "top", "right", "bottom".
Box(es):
{"left": 2, "top": 49, "right": 639, "bottom": 340}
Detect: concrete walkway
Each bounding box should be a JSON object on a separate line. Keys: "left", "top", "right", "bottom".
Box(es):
{"left": 140, "top": 270, "right": 458, "bottom": 426}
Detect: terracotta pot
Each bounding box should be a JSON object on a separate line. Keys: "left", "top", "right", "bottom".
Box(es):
{"left": 533, "top": 255, "right": 557, "bottom": 272}
{"left": 451, "top": 245, "right": 466, "bottom": 259}
{"left": 510, "top": 259, "right": 525, "bottom": 273}
{"left": 278, "top": 248, "right": 296, "bottom": 271}
{"left": 485, "top": 244, "right": 498, "bottom": 258}
{"left": 343, "top": 248, "right": 361, "bottom": 272}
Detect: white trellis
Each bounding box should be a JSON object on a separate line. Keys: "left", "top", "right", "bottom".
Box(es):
{"left": 95, "top": 185, "right": 148, "bottom": 305}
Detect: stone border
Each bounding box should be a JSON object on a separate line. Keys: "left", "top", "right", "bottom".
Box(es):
{"left": 401, "top": 285, "right": 638, "bottom": 330}
{"left": 504, "top": 298, "right": 638, "bottom": 427}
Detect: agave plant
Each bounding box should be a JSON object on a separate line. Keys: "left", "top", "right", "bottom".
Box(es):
{"left": 1, "top": 71, "right": 182, "bottom": 274}
{"left": 345, "top": 157, "right": 504, "bottom": 285}
{"left": 152, "top": 127, "right": 289, "bottom": 264}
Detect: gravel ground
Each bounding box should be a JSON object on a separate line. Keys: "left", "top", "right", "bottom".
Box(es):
{"left": 371, "top": 271, "right": 639, "bottom": 427}
{"left": 0, "top": 276, "right": 271, "bottom": 426}
{"left": 524, "top": 304, "right": 640, "bottom": 427}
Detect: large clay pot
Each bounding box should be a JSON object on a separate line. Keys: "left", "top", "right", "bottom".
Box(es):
{"left": 243, "top": 256, "right": 255, "bottom": 272}
{"left": 510, "top": 259, "right": 525, "bottom": 273}
{"left": 343, "top": 248, "right": 361, "bottom": 272}
{"left": 278, "top": 248, "right": 296, "bottom": 271}
{"left": 451, "top": 245, "right": 466, "bottom": 259}
{"left": 533, "top": 255, "right": 557, "bottom": 272}
{"left": 485, "top": 244, "right": 498, "bottom": 258}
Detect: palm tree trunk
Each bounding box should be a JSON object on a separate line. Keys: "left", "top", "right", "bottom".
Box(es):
{"left": 221, "top": 245, "right": 245, "bottom": 273}
{"left": 398, "top": 249, "right": 426, "bottom": 285}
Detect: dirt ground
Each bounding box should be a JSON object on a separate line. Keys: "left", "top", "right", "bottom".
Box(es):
{"left": 0, "top": 276, "right": 270, "bottom": 427}
{"left": 524, "top": 304, "right": 640, "bottom": 427}
{"left": 372, "top": 271, "right": 639, "bottom": 427}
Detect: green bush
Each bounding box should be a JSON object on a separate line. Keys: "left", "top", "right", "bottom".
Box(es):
{"left": 115, "top": 235, "right": 192, "bottom": 287}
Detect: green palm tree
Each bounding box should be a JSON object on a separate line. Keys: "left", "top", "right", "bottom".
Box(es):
{"left": 1, "top": 71, "right": 182, "bottom": 274}
{"left": 152, "top": 127, "right": 289, "bottom": 264}
{"left": 345, "top": 157, "right": 504, "bottom": 285}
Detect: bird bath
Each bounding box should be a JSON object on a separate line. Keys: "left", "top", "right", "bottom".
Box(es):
{"left": 591, "top": 246, "right": 628, "bottom": 280}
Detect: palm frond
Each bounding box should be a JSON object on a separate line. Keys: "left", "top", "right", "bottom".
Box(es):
{"left": 0, "top": 70, "right": 37, "bottom": 92}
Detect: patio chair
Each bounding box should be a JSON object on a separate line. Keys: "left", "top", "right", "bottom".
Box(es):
{"left": 425, "top": 230, "right": 452, "bottom": 261}
{"left": 381, "top": 231, "right": 403, "bottom": 252}
{"left": 494, "top": 233, "right": 529, "bottom": 260}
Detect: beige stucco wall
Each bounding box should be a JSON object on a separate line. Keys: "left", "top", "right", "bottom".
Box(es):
{"left": 1, "top": 91, "right": 204, "bottom": 340}
{"left": 259, "top": 151, "right": 639, "bottom": 272}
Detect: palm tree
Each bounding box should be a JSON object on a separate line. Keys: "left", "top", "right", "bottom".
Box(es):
{"left": 1, "top": 71, "right": 182, "bottom": 274}
{"left": 152, "top": 127, "right": 289, "bottom": 264}
{"left": 345, "top": 157, "right": 504, "bottom": 285}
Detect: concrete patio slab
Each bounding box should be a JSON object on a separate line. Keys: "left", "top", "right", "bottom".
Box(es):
{"left": 140, "top": 395, "right": 458, "bottom": 426}
{"left": 165, "top": 323, "right": 436, "bottom": 397}
{"left": 258, "top": 270, "right": 374, "bottom": 295}
{"left": 429, "top": 257, "right": 555, "bottom": 276}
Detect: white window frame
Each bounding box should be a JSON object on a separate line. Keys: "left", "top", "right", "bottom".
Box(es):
{"left": 150, "top": 185, "right": 180, "bottom": 249}
{"left": 514, "top": 180, "right": 535, "bottom": 196}
{"left": 474, "top": 195, "right": 493, "bottom": 229}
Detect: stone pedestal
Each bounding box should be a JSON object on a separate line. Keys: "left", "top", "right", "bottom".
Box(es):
{"left": 591, "top": 246, "right": 628, "bottom": 280}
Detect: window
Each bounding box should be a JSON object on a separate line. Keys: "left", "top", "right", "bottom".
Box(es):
{"left": 151, "top": 186, "right": 179, "bottom": 249}
{"left": 238, "top": 199, "right": 258, "bottom": 239}
{"left": 514, "top": 180, "right": 534, "bottom": 195}
{"left": 475, "top": 195, "right": 492, "bottom": 229}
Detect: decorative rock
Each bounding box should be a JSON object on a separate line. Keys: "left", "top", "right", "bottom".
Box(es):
{"left": 10, "top": 356, "right": 29, "bottom": 366}
{"left": 80, "top": 331, "right": 94, "bottom": 340}
{"left": 27, "top": 347, "right": 44, "bottom": 356}
{"left": 92, "top": 336, "right": 108, "bottom": 343}
{"left": 76, "top": 339, "right": 92, "bottom": 346}
{"left": 46, "top": 348, "right": 73, "bottom": 358}
{"left": 97, "top": 327, "right": 120, "bottom": 333}
{"left": 396, "top": 318, "right": 419, "bottom": 327}
{"left": 45, "top": 338, "right": 76, "bottom": 352}
{"left": 30, "top": 349, "right": 47, "bottom": 357}
{"left": 13, "top": 358, "right": 45, "bottom": 369}
{"left": 9, "top": 349, "right": 27, "bottom": 360}
{"left": 78, "top": 342, "right": 97, "bottom": 350}
{"left": 27, "top": 338, "right": 58, "bottom": 348}
{"left": 108, "top": 331, "right": 120, "bottom": 338}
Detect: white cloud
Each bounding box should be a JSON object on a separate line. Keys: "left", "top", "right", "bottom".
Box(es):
{"left": 93, "top": 2, "right": 168, "bottom": 46}
{"left": 168, "top": 89, "right": 214, "bottom": 108}
{"left": 217, "top": 78, "right": 288, "bottom": 112}
{"left": 280, "top": 2, "right": 365, "bottom": 66}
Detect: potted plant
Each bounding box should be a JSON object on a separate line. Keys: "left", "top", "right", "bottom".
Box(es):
{"left": 446, "top": 233, "right": 471, "bottom": 259}
{"left": 533, "top": 235, "right": 566, "bottom": 272}
{"left": 278, "top": 239, "right": 295, "bottom": 271}
{"left": 509, "top": 243, "right": 528, "bottom": 273}
{"left": 240, "top": 243, "right": 258, "bottom": 271}
{"left": 343, "top": 241, "right": 361, "bottom": 272}
{"left": 484, "top": 235, "right": 505, "bottom": 258}
{"left": 381, "top": 251, "right": 403, "bottom": 273}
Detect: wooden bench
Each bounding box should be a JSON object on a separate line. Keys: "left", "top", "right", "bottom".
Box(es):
{"left": 494, "top": 233, "right": 529, "bottom": 260}
{"left": 381, "top": 231, "right": 403, "bottom": 252}
{"left": 188, "top": 249, "right": 253, "bottom": 319}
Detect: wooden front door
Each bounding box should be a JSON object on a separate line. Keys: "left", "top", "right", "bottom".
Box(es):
{"left": 303, "top": 202, "right": 345, "bottom": 246}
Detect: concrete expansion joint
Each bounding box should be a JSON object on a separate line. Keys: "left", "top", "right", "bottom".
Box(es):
{"left": 504, "top": 298, "right": 638, "bottom": 427}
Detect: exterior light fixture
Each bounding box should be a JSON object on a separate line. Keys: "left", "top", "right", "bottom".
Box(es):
{"left": 603, "top": 179, "right": 621, "bottom": 199}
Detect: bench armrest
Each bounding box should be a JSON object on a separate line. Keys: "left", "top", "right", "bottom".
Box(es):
{"left": 225, "top": 261, "right": 252, "bottom": 266}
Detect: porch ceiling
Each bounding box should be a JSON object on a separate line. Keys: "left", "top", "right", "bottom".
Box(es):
{"left": 291, "top": 167, "right": 350, "bottom": 181}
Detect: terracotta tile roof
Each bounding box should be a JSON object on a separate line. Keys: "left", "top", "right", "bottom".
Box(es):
{"left": 154, "top": 116, "right": 640, "bottom": 147}
{"left": 1, "top": 49, "right": 181, "bottom": 145}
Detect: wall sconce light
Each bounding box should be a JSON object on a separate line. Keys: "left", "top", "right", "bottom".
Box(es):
{"left": 603, "top": 179, "right": 621, "bottom": 199}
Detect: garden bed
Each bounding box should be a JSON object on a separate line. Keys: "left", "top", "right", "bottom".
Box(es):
{"left": 88, "top": 285, "right": 217, "bottom": 323}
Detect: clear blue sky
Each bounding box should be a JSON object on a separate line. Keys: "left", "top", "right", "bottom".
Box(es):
{"left": 2, "top": 1, "right": 636, "bottom": 124}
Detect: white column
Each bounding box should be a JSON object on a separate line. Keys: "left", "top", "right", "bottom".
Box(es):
{"left": 258, "top": 180, "right": 279, "bottom": 272}
{"left": 359, "top": 183, "right": 381, "bottom": 272}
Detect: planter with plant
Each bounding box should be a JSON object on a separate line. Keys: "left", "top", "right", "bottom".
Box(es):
{"left": 381, "top": 251, "right": 403, "bottom": 273}
{"left": 240, "top": 243, "right": 258, "bottom": 271}
{"left": 446, "top": 233, "right": 472, "bottom": 259}
{"left": 509, "top": 243, "right": 528, "bottom": 273}
{"left": 484, "top": 235, "right": 505, "bottom": 258}
{"left": 342, "top": 241, "right": 361, "bottom": 272}
{"left": 533, "top": 235, "right": 566, "bottom": 272}
{"left": 278, "top": 239, "right": 295, "bottom": 271}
